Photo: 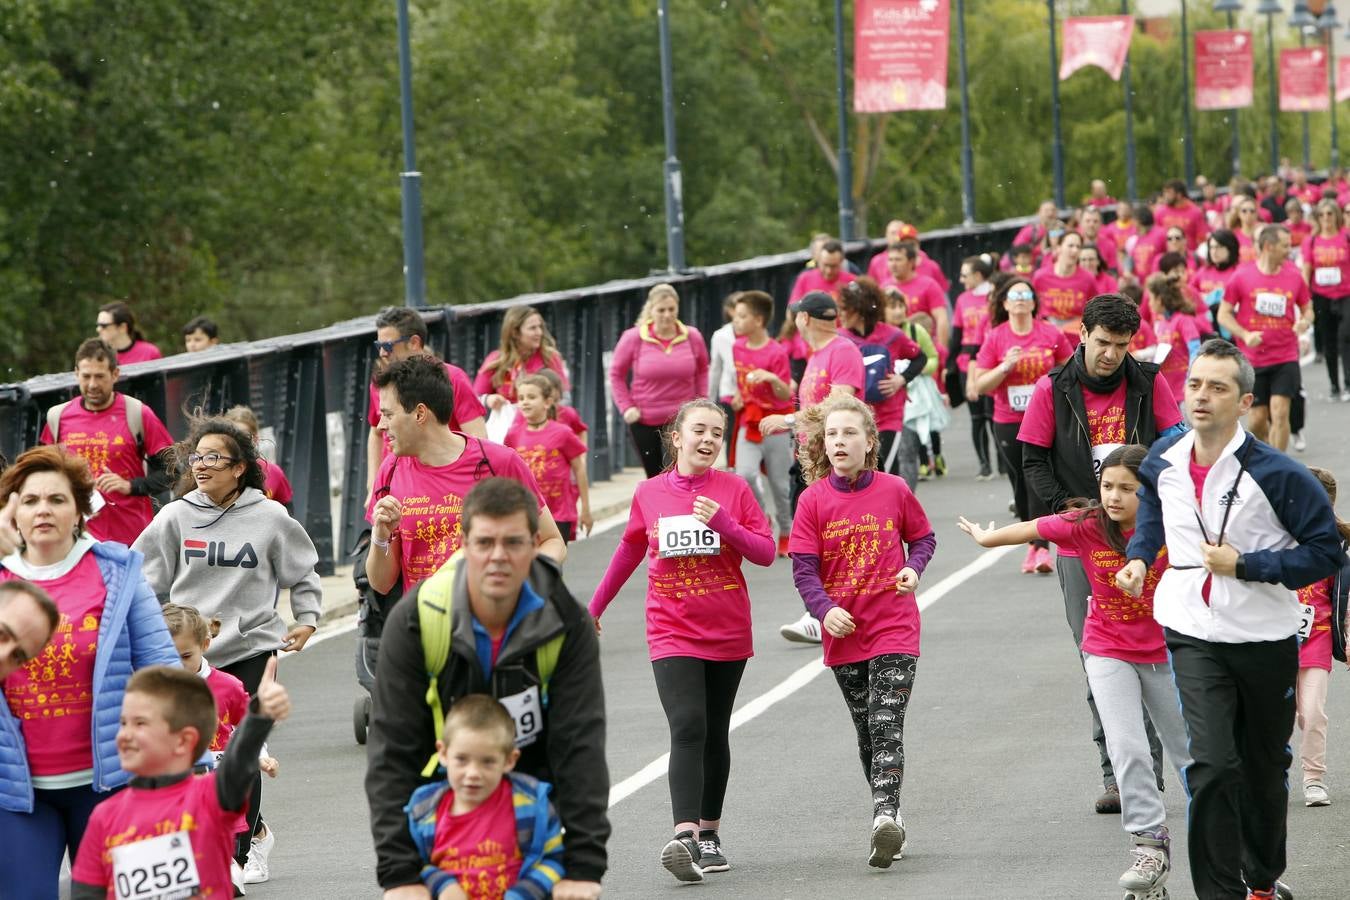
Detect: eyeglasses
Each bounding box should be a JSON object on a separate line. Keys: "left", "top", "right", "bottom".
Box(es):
{"left": 373, "top": 334, "right": 414, "bottom": 354}
{"left": 95, "top": 320, "right": 116, "bottom": 329}
{"left": 188, "top": 452, "right": 238, "bottom": 468}
{"left": 466, "top": 535, "right": 534, "bottom": 554}
{"left": 1006, "top": 290, "right": 1035, "bottom": 302}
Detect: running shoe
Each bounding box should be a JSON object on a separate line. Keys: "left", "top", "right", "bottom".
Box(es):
{"left": 1304, "top": 781, "right": 1330, "bottom": 806}
{"left": 1246, "top": 882, "right": 1295, "bottom": 899}
{"left": 242, "top": 824, "right": 275, "bottom": 884}
{"left": 1095, "top": 783, "right": 1121, "bottom": 814}
{"left": 933, "top": 454, "right": 947, "bottom": 477}
{"left": 1021, "top": 545, "right": 1038, "bottom": 574}
{"left": 1292, "top": 432, "right": 1307, "bottom": 452}
{"left": 868, "top": 815, "right": 906, "bottom": 868}
{"left": 1340, "top": 390, "right": 1350, "bottom": 403}
{"left": 1033, "top": 547, "right": 1053, "bottom": 574}
{"left": 697, "top": 830, "right": 729, "bottom": 873}
{"left": 918, "top": 463, "right": 932, "bottom": 481}
{"left": 231, "top": 861, "right": 247, "bottom": 897}
{"left": 780, "top": 611, "right": 822, "bottom": 644}
{"left": 777, "top": 535, "right": 790, "bottom": 559}
{"left": 976, "top": 466, "right": 995, "bottom": 481}
{"left": 660, "top": 830, "right": 704, "bottom": 883}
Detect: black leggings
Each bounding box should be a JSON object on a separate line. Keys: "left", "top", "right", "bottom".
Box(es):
{"left": 832, "top": 653, "right": 918, "bottom": 819}
{"left": 965, "top": 385, "right": 996, "bottom": 473}
{"left": 993, "top": 420, "right": 1048, "bottom": 549}
{"left": 628, "top": 422, "right": 667, "bottom": 478}
{"left": 651, "top": 657, "right": 747, "bottom": 825}
{"left": 1314, "top": 293, "right": 1350, "bottom": 392}
{"left": 219, "top": 651, "right": 274, "bottom": 859}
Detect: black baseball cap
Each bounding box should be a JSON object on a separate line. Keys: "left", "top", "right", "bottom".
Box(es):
{"left": 790, "top": 291, "right": 838, "bottom": 320}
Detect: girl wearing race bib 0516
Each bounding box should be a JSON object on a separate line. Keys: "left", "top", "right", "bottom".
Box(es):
{"left": 788, "top": 395, "right": 936, "bottom": 872}
{"left": 970, "top": 276, "right": 1073, "bottom": 574}
{"left": 589, "top": 399, "right": 774, "bottom": 885}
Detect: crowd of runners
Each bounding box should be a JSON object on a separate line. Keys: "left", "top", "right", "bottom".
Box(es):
{"left": 1, "top": 170, "right": 1349, "bottom": 900}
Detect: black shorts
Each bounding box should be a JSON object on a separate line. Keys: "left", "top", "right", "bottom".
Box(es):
{"left": 1251, "top": 361, "right": 1301, "bottom": 406}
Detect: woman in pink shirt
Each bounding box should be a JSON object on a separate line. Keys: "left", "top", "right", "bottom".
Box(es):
{"left": 1301, "top": 200, "right": 1350, "bottom": 399}
{"left": 590, "top": 400, "right": 773, "bottom": 883}
{"left": 608, "top": 284, "right": 710, "bottom": 477}
{"left": 1079, "top": 243, "right": 1119, "bottom": 297}
{"left": 474, "top": 305, "right": 571, "bottom": 409}
{"left": 788, "top": 395, "right": 935, "bottom": 870}
{"left": 1144, "top": 275, "right": 1202, "bottom": 405}
{"left": 1226, "top": 198, "right": 1262, "bottom": 264}
{"left": 970, "top": 277, "right": 1074, "bottom": 574}
{"left": 957, "top": 445, "right": 1191, "bottom": 898}
{"left": 1190, "top": 229, "right": 1241, "bottom": 339}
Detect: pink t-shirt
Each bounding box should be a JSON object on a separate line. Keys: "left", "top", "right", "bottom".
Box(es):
{"left": 115, "top": 340, "right": 163, "bottom": 365}
{"left": 369, "top": 362, "right": 486, "bottom": 461}
{"left": 1302, "top": 232, "right": 1350, "bottom": 300}
{"left": 1035, "top": 514, "right": 1169, "bottom": 664}
{"left": 1019, "top": 377, "right": 1182, "bottom": 465}
{"left": 1224, "top": 260, "right": 1311, "bottom": 367}
{"left": 789, "top": 268, "right": 857, "bottom": 303}
{"left": 365, "top": 438, "right": 547, "bottom": 590}
{"left": 780, "top": 334, "right": 810, "bottom": 362}
{"left": 1083, "top": 232, "right": 1118, "bottom": 271}
{"left": 1152, "top": 312, "right": 1201, "bottom": 400}
{"left": 202, "top": 665, "right": 250, "bottom": 754}
{"left": 430, "top": 779, "right": 523, "bottom": 899}
{"left": 1189, "top": 264, "right": 1235, "bottom": 311}
{"left": 952, "top": 289, "right": 992, "bottom": 373}
{"left": 503, "top": 420, "right": 587, "bottom": 525}
{"left": 1235, "top": 229, "right": 1257, "bottom": 264}
{"left": 1102, "top": 219, "right": 1139, "bottom": 252}
{"left": 472, "top": 349, "right": 571, "bottom": 403}
{"left": 1, "top": 553, "right": 106, "bottom": 776}
{"left": 555, "top": 405, "right": 587, "bottom": 437}
{"left": 880, "top": 273, "right": 947, "bottom": 320}
{"left": 41, "top": 394, "right": 175, "bottom": 547}
{"left": 1297, "top": 577, "right": 1335, "bottom": 671}
{"left": 798, "top": 336, "right": 865, "bottom": 408}
{"left": 732, "top": 336, "right": 794, "bottom": 418}
{"left": 601, "top": 469, "right": 770, "bottom": 661}
{"left": 974, "top": 321, "right": 1073, "bottom": 424}
{"left": 1128, "top": 228, "right": 1166, "bottom": 280}
{"left": 788, "top": 472, "right": 933, "bottom": 666}
{"left": 1154, "top": 200, "right": 1208, "bottom": 250}
{"left": 71, "top": 771, "right": 246, "bottom": 899}
{"left": 1032, "top": 266, "right": 1099, "bottom": 334}
{"left": 257, "top": 459, "right": 293, "bottom": 506}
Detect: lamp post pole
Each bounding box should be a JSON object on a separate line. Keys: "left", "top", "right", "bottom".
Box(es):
{"left": 1048, "top": 0, "right": 1066, "bottom": 207}
{"left": 832, "top": 0, "right": 857, "bottom": 241}
{"left": 1123, "top": 0, "right": 1138, "bottom": 199}
{"left": 957, "top": 0, "right": 977, "bottom": 225}
{"left": 1265, "top": 4, "right": 1281, "bottom": 173}
{"left": 1180, "top": 0, "right": 1196, "bottom": 184}
{"left": 395, "top": 0, "right": 425, "bottom": 307}
{"left": 657, "top": 0, "right": 687, "bottom": 272}
{"left": 1322, "top": 4, "right": 1342, "bottom": 168}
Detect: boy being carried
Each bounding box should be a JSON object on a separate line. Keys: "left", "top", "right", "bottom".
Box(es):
{"left": 405, "top": 695, "right": 565, "bottom": 899}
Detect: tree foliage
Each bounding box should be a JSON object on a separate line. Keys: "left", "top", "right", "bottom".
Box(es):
{"left": 0, "top": 0, "right": 1334, "bottom": 377}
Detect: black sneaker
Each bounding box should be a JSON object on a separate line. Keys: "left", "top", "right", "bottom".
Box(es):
{"left": 660, "top": 830, "right": 704, "bottom": 883}
{"left": 697, "top": 830, "right": 729, "bottom": 873}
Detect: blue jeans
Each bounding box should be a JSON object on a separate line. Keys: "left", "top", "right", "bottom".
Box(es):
{"left": 0, "top": 781, "right": 111, "bottom": 899}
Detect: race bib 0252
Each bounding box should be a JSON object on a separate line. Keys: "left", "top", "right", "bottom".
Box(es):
{"left": 111, "top": 832, "right": 201, "bottom": 900}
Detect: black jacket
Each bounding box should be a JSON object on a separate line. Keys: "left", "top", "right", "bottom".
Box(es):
{"left": 365, "top": 555, "right": 610, "bottom": 888}
{"left": 1333, "top": 539, "right": 1350, "bottom": 664}
{"left": 1021, "top": 353, "right": 1166, "bottom": 513}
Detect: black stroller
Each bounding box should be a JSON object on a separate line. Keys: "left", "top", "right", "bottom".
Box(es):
{"left": 351, "top": 529, "right": 402, "bottom": 744}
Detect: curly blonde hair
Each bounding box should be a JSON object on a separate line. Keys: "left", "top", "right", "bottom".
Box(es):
{"left": 795, "top": 394, "right": 879, "bottom": 484}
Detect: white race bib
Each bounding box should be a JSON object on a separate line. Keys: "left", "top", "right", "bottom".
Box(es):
{"left": 1253, "top": 292, "right": 1287, "bottom": 318}
{"left": 1091, "top": 442, "right": 1125, "bottom": 480}
{"left": 657, "top": 514, "right": 721, "bottom": 558}
{"left": 112, "top": 832, "right": 201, "bottom": 900}
{"left": 1297, "top": 603, "right": 1316, "bottom": 640}
{"left": 1007, "top": 384, "right": 1035, "bottom": 413}
{"left": 499, "top": 686, "right": 543, "bottom": 748}
{"left": 1315, "top": 266, "right": 1342, "bottom": 287}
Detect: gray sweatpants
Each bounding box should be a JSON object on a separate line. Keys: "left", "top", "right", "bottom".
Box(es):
{"left": 1083, "top": 653, "right": 1193, "bottom": 834}
{"left": 735, "top": 428, "right": 793, "bottom": 536}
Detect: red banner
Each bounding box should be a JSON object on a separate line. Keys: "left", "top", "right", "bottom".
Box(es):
{"left": 1280, "top": 47, "right": 1329, "bottom": 112}
{"left": 1060, "top": 16, "right": 1134, "bottom": 82}
{"left": 1194, "top": 30, "right": 1253, "bottom": 110}
{"left": 854, "top": 0, "right": 950, "bottom": 112}
{"left": 1338, "top": 56, "right": 1350, "bottom": 103}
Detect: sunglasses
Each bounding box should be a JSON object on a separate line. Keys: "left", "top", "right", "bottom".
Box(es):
{"left": 1006, "top": 290, "right": 1035, "bottom": 302}
{"left": 1167, "top": 234, "right": 1185, "bottom": 240}
{"left": 373, "top": 334, "right": 414, "bottom": 354}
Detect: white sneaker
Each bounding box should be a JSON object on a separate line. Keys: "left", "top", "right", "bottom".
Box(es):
{"left": 868, "top": 814, "right": 906, "bottom": 868}
{"left": 1292, "top": 432, "right": 1307, "bottom": 452}
{"left": 779, "top": 611, "right": 822, "bottom": 644}
{"left": 1305, "top": 781, "right": 1330, "bottom": 806}
{"left": 230, "top": 860, "right": 247, "bottom": 897}
{"left": 243, "top": 824, "right": 275, "bottom": 884}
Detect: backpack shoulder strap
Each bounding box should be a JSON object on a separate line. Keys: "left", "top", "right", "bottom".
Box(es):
{"left": 123, "top": 396, "right": 144, "bottom": 449}
{"left": 46, "top": 401, "right": 71, "bottom": 443}
{"left": 417, "top": 551, "right": 463, "bottom": 777}
{"left": 535, "top": 633, "right": 565, "bottom": 709}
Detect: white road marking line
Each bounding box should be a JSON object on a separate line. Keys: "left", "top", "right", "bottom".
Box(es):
{"left": 607, "top": 543, "right": 1016, "bottom": 808}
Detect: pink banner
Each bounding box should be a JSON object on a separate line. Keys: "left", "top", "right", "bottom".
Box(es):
{"left": 1194, "top": 30, "right": 1253, "bottom": 110}
{"left": 1280, "top": 47, "right": 1329, "bottom": 112}
{"left": 1338, "top": 56, "right": 1350, "bottom": 103}
{"left": 854, "top": 0, "right": 950, "bottom": 112}
{"left": 1060, "top": 16, "right": 1134, "bottom": 82}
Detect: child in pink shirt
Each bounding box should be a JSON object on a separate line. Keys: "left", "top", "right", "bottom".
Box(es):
{"left": 504, "top": 374, "right": 591, "bottom": 542}
{"left": 590, "top": 400, "right": 774, "bottom": 884}
{"left": 957, "top": 445, "right": 1191, "bottom": 897}
{"left": 787, "top": 395, "right": 936, "bottom": 871}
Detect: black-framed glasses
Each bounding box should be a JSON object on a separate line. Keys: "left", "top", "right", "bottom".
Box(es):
{"left": 188, "top": 452, "right": 238, "bottom": 468}
{"left": 373, "top": 334, "right": 414, "bottom": 354}
{"left": 95, "top": 320, "right": 116, "bottom": 329}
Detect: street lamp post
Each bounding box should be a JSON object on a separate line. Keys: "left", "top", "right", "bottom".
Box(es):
{"left": 1048, "top": 0, "right": 1066, "bottom": 207}
{"left": 1291, "top": 4, "right": 1316, "bottom": 169}
{"left": 395, "top": 0, "right": 426, "bottom": 307}
{"left": 1214, "top": 0, "right": 1243, "bottom": 179}
{"left": 832, "top": 0, "right": 856, "bottom": 241}
{"left": 1181, "top": 0, "right": 1196, "bottom": 184}
{"left": 1122, "top": 0, "right": 1139, "bottom": 200}
{"left": 657, "top": 0, "right": 687, "bottom": 272}
{"left": 1258, "top": 0, "right": 1283, "bottom": 173}
{"left": 1319, "top": 3, "right": 1342, "bottom": 168}
{"left": 957, "top": 0, "right": 977, "bottom": 225}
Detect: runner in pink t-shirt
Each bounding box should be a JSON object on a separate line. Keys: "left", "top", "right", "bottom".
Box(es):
{"left": 957, "top": 443, "right": 1191, "bottom": 895}
{"left": 879, "top": 243, "right": 950, "bottom": 346}
{"left": 1032, "top": 232, "right": 1098, "bottom": 343}
{"left": 952, "top": 254, "right": 999, "bottom": 480}
{"left": 1301, "top": 201, "right": 1350, "bottom": 396}
{"left": 504, "top": 374, "right": 591, "bottom": 542}
{"left": 789, "top": 239, "right": 856, "bottom": 303}
{"left": 589, "top": 400, "right": 773, "bottom": 882}
{"left": 1154, "top": 184, "right": 1208, "bottom": 250}
{"left": 787, "top": 395, "right": 935, "bottom": 867}
{"left": 1144, "top": 279, "right": 1203, "bottom": 403}
{"left": 473, "top": 305, "right": 572, "bottom": 407}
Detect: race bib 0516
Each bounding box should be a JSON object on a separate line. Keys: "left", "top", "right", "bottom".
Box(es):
{"left": 658, "top": 515, "right": 721, "bottom": 558}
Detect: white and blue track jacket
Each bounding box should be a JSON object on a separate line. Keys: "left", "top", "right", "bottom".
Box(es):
{"left": 1127, "top": 425, "right": 1347, "bottom": 643}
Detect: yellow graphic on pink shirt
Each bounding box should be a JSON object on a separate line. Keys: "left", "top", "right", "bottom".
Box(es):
{"left": 1008, "top": 346, "right": 1056, "bottom": 386}
{"left": 435, "top": 838, "right": 521, "bottom": 900}
{"left": 1085, "top": 401, "right": 1126, "bottom": 445}
{"left": 399, "top": 492, "right": 464, "bottom": 584}
{"left": 61, "top": 428, "right": 115, "bottom": 477}
{"left": 1087, "top": 545, "right": 1166, "bottom": 621}
{"left": 1297, "top": 580, "right": 1333, "bottom": 632}
{"left": 102, "top": 812, "right": 199, "bottom": 860}
{"left": 646, "top": 524, "right": 739, "bottom": 600}
{"left": 799, "top": 365, "right": 830, "bottom": 407}
{"left": 7, "top": 611, "right": 97, "bottom": 720}
{"left": 513, "top": 443, "right": 566, "bottom": 506}
{"left": 1040, "top": 285, "right": 1087, "bottom": 320}
{"left": 820, "top": 513, "right": 899, "bottom": 597}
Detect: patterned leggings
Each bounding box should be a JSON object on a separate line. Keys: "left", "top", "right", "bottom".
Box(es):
{"left": 832, "top": 653, "right": 918, "bottom": 819}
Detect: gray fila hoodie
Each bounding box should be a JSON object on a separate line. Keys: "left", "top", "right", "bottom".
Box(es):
{"left": 133, "top": 487, "right": 323, "bottom": 667}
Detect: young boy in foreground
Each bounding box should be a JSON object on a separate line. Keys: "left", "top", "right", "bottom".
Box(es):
{"left": 404, "top": 695, "right": 564, "bottom": 899}
{"left": 70, "top": 658, "right": 290, "bottom": 899}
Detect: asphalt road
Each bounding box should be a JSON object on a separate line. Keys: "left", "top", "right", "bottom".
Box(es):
{"left": 249, "top": 392, "right": 1350, "bottom": 900}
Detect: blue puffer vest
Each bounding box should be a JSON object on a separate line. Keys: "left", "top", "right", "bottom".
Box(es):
{"left": 0, "top": 542, "right": 180, "bottom": 813}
